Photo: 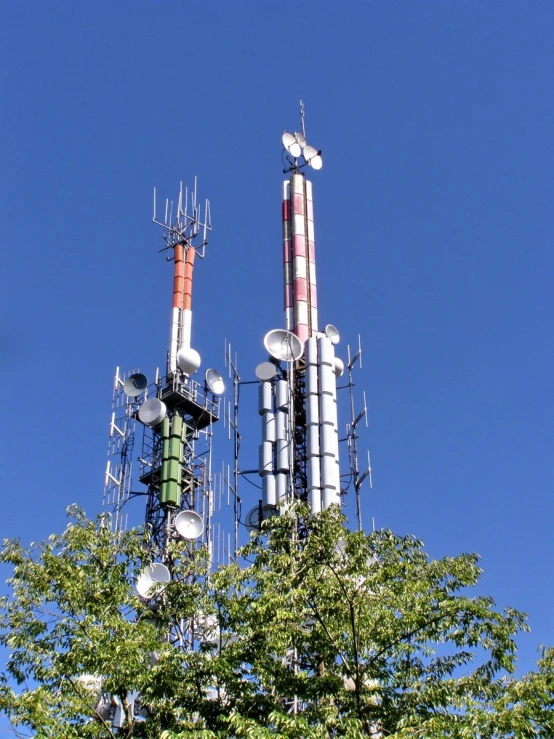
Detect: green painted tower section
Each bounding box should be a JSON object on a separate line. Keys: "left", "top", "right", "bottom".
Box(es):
{"left": 160, "top": 415, "right": 186, "bottom": 506}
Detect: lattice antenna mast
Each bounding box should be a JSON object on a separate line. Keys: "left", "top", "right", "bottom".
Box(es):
{"left": 99, "top": 177, "right": 227, "bottom": 724}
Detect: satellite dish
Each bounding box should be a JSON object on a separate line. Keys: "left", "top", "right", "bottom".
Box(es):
{"left": 295, "top": 131, "right": 306, "bottom": 148}
{"left": 138, "top": 398, "right": 167, "bottom": 427}
{"left": 177, "top": 346, "right": 201, "bottom": 375}
{"left": 334, "top": 357, "right": 345, "bottom": 378}
{"left": 264, "top": 329, "right": 304, "bottom": 362}
{"left": 205, "top": 368, "right": 225, "bottom": 395}
{"left": 174, "top": 510, "right": 204, "bottom": 540}
{"left": 123, "top": 373, "right": 148, "bottom": 398}
{"left": 324, "top": 324, "right": 340, "bottom": 345}
{"left": 282, "top": 131, "right": 301, "bottom": 158}
{"left": 136, "top": 562, "right": 170, "bottom": 598}
{"left": 255, "top": 361, "right": 277, "bottom": 381}
{"left": 303, "top": 144, "right": 323, "bottom": 170}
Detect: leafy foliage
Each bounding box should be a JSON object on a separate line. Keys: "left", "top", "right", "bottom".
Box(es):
{"left": 0, "top": 504, "right": 551, "bottom": 737}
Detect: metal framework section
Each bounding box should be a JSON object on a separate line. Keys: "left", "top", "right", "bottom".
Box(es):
{"left": 138, "top": 371, "right": 220, "bottom": 557}
{"left": 103, "top": 367, "right": 141, "bottom": 533}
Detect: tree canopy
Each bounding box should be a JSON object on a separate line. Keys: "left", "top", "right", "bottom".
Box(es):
{"left": 1, "top": 504, "right": 552, "bottom": 738}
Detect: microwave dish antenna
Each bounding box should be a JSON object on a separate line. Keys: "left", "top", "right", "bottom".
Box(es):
{"left": 174, "top": 510, "right": 204, "bottom": 540}
{"left": 264, "top": 328, "right": 304, "bottom": 362}
{"left": 303, "top": 144, "right": 323, "bottom": 170}
{"left": 255, "top": 361, "right": 278, "bottom": 381}
{"left": 282, "top": 132, "right": 302, "bottom": 158}
{"left": 138, "top": 398, "right": 167, "bottom": 427}
{"left": 324, "top": 324, "right": 340, "bottom": 345}
{"left": 123, "top": 373, "right": 148, "bottom": 397}
{"left": 205, "top": 368, "right": 225, "bottom": 395}
{"left": 177, "top": 347, "right": 201, "bottom": 375}
{"left": 136, "top": 562, "right": 171, "bottom": 598}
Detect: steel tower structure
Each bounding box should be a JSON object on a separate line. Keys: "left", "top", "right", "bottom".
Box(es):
{"left": 103, "top": 179, "right": 227, "bottom": 574}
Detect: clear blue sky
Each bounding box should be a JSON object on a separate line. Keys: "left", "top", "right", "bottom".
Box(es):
{"left": 1, "top": 0, "right": 553, "bottom": 686}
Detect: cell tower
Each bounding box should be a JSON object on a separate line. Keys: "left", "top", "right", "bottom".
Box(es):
{"left": 103, "top": 178, "right": 227, "bottom": 599}
{"left": 245, "top": 101, "right": 371, "bottom": 530}
{"left": 99, "top": 105, "right": 371, "bottom": 725}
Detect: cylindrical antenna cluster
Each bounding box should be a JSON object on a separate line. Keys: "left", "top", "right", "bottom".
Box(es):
{"left": 282, "top": 173, "right": 318, "bottom": 343}
{"left": 258, "top": 376, "right": 291, "bottom": 511}
{"left": 160, "top": 415, "right": 186, "bottom": 506}
{"left": 305, "top": 335, "right": 341, "bottom": 512}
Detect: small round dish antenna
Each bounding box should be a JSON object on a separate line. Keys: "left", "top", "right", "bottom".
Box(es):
{"left": 295, "top": 132, "right": 306, "bottom": 148}
{"left": 123, "top": 373, "right": 148, "bottom": 398}
{"left": 245, "top": 505, "right": 277, "bottom": 532}
{"left": 333, "top": 357, "right": 345, "bottom": 378}
{"left": 303, "top": 144, "right": 323, "bottom": 170}
{"left": 174, "top": 510, "right": 204, "bottom": 540}
{"left": 324, "top": 324, "right": 340, "bottom": 345}
{"left": 264, "top": 329, "right": 304, "bottom": 362}
{"left": 138, "top": 398, "right": 167, "bottom": 427}
{"left": 245, "top": 505, "right": 262, "bottom": 532}
{"left": 282, "top": 131, "right": 301, "bottom": 158}
{"left": 205, "top": 368, "right": 225, "bottom": 395}
{"left": 177, "top": 347, "right": 201, "bottom": 375}
{"left": 255, "top": 361, "right": 277, "bottom": 381}
{"left": 136, "top": 562, "right": 171, "bottom": 598}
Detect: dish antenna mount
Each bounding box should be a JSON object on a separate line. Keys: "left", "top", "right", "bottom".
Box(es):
{"left": 282, "top": 100, "right": 323, "bottom": 173}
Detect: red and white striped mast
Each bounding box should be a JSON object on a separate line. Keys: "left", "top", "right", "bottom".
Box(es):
{"left": 255, "top": 103, "right": 349, "bottom": 520}
{"left": 282, "top": 102, "right": 320, "bottom": 342}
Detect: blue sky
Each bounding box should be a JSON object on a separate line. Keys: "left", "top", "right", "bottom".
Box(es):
{"left": 1, "top": 0, "right": 553, "bottom": 690}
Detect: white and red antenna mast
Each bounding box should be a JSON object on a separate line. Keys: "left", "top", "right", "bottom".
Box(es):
{"left": 153, "top": 178, "right": 211, "bottom": 376}
{"left": 243, "top": 102, "right": 371, "bottom": 532}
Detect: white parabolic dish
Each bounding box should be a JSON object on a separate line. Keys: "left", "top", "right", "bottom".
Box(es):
{"left": 264, "top": 329, "right": 304, "bottom": 362}
{"left": 282, "top": 131, "right": 302, "bottom": 158}
{"left": 174, "top": 510, "right": 204, "bottom": 540}
{"left": 205, "top": 368, "right": 225, "bottom": 395}
{"left": 136, "top": 562, "right": 171, "bottom": 598}
{"left": 138, "top": 398, "right": 167, "bottom": 427}
{"left": 177, "top": 347, "right": 201, "bottom": 375}
{"left": 123, "top": 372, "right": 148, "bottom": 398}
{"left": 255, "top": 361, "right": 277, "bottom": 381}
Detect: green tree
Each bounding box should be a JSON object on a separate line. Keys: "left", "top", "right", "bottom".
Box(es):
{"left": 0, "top": 504, "right": 552, "bottom": 738}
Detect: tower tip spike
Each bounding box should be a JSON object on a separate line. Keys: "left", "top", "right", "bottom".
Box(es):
{"left": 300, "top": 99, "right": 306, "bottom": 138}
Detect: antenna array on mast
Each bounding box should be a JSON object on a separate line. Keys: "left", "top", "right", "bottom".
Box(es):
{"left": 153, "top": 177, "right": 212, "bottom": 257}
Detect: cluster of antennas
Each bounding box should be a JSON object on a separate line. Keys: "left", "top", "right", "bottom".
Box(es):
{"left": 134, "top": 508, "right": 202, "bottom": 597}
{"left": 282, "top": 131, "right": 323, "bottom": 170}
{"left": 119, "top": 368, "right": 225, "bottom": 600}
{"left": 250, "top": 323, "right": 345, "bottom": 525}
{"left": 122, "top": 369, "right": 226, "bottom": 431}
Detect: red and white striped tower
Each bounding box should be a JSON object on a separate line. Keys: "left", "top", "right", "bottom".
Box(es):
{"left": 282, "top": 173, "right": 318, "bottom": 343}
{"left": 169, "top": 244, "right": 196, "bottom": 374}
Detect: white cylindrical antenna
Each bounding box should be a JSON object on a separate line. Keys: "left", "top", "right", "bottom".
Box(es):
{"left": 258, "top": 382, "right": 272, "bottom": 415}
{"left": 263, "top": 475, "right": 277, "bottom": 509}
{"left": 259, "top": 442, "right": 273, "bottom": 477}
